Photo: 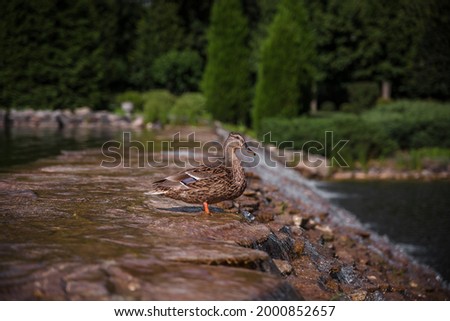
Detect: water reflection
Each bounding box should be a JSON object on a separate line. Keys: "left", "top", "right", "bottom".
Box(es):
{"left": 0, "top": 126, "right": 118, "bottom": 169}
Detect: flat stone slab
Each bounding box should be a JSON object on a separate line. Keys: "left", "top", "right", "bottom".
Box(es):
{"left": 0, "top": 137, "right": 299, "bottom": 300}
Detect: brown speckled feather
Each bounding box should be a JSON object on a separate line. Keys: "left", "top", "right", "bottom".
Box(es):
{"left": 147, "top": 133, "right": 253, "bottom": 206}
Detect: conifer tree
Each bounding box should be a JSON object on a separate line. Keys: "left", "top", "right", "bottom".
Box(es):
{"left": 129, "top": 0, "right": 185, "bottom": 90}
{"left": 252, "top": 0, "right": 315, "bottom": 132}
{"left": 0, "top": 0, "right": 134, "bottom": 109}
{"left": 201, "top": 0, "right": 251, "bottom": 124}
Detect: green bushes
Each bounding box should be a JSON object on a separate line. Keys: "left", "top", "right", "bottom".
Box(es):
{"left": 170, "top": 93, "right": 210, "bottom": 125}
{"left": 363, "top": 100, "right": 450, "bottom": 149}
{"left": 115, "top": 91, "right": 144, "bottom": 111}
{"left": 114, "top": 90, "right": 210, "bottom": 125}
{"left": 260, "top": 115, "right": 397, "bottom": 167}
{"left": 142, "top": 90, "right": 176, "bottom": 124}
{"left": 259, "top": 100, "right": 450, "bottom": 166}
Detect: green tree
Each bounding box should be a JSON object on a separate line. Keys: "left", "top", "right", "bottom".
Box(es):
{"left": 0, "top": 0, "right": 134, "bottom": 110}
{"left": 252, "top": 0, "right": 315, "bottom": 132}
{"left": 152, "top": 50, "right": 203, "bottom": 94}
{"left": 354, "top": 0, "right": 424, "bottom": 100}
{"left": 306, "top": 0, "right": 434, "bottom": 103}
{"left": 406, "top": 0, "right": 450, "bottom": 99}
{"left": 247, "top": 0, "right": 281, "bottom": 78}
{"left": 201, "top": 0, "right": 251, "bottom": 124}
{"left": 129, "top": 0, "right": 185, "bottom": 90}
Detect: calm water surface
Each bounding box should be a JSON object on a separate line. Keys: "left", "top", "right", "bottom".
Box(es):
{"left": 315, "top": 180, "right": 450, "bottom": 282}
{"left": 0, "top": 126, "right": 118, "bottom": 169}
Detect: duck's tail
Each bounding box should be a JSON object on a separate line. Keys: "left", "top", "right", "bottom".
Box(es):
{"left": 145, "top": 179, "right": 171, "bottom": 196}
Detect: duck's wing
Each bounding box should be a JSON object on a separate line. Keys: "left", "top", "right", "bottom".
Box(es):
{"left": 152, "top": 165, "right": 228, "bottom": 190}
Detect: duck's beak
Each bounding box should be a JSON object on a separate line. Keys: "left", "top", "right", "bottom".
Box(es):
{"left": 243, "top": 142, "right": 256, "bottom": 156}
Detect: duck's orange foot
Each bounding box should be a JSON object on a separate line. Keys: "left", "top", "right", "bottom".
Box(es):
{"left": 203, "top": 202, "right": 211, "bottom": 215}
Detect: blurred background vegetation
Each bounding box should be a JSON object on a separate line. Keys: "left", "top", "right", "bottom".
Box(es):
{"left": 1, "top": 0, "right": 449, "bottom": 167}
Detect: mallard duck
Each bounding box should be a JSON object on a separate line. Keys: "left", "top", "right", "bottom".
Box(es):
{"left": 146, "top": 132, "right": 255, "bottom": 214}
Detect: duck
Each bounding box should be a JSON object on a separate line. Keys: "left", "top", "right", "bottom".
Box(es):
{"left": 146, "top": 132, "right": 256, "bottom": 214}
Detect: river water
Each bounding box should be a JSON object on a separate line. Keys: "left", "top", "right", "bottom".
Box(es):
{"left": 0, "top": 126, "right": 117, "bottom": 170}
{"left": 314, "top": 180, "right": 450, "bottom": 282}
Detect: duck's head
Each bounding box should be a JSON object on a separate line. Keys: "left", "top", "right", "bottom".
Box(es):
{"left": 225, "top": 132, "right": 256, "bottom": 156}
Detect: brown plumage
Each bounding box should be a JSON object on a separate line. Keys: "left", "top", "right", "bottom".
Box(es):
{"left": 146, "top": 132, "right": 255, "bottom": 214}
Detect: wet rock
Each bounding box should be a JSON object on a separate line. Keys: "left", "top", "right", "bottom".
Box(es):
{"left": 253, "top": 233, "right": 297, "bottom": 261}
{"left": 292, "top": 215, "right": 302, "bottom": 227}
{"left": 292, "top": 240, "right": 305, "bottom": 256}
{"left": 255, "top": 209, "right": 275, "bottom": 223}
{"left": 332, "top": 171, "right": 354, "bottom": 180}
{"left": 243, "top": 189, "right": 257, "bottom": 197}
{"left": 350, "top": 290, "right": 367, "bottom": 301}
{"left": 365, "top": 290, "right": 384, "bottom": 301}
{"left": 316, "top": 225, "right": 334, "bottom": 243}
{"left": 273, "top": 201, "right": 287, "bottom": 215}
{"left": 321, "top": 232, "right": 334, "bottom": 243}
{"left": 245, "top": 172, "right": 261, "bottom": 180}
{"left": 0, "top": 189, "right": 38, "bottom": 200}
{"left": 354, "top": 172, "right": 367, "bottom": 180}
{"left": 300, "top": 218, "right": 317, "bottom": 230}
{"left": 74, "top": 107, "right": 92, "bottom": 117}
{"left": 132, "top": 116, "right": 144, "bottom": 128}
{"left": 238, "top": 196, "right": 260, "bottom": 211}
{"left": 240, "top": 210, "right": 256, "bottom": 223}
{"left": 156, "top": 241, "right": 271, "bottom": 271}
{"left": 216, "top": 200, "right": 234, "bottom": 210}
{"left": 355, "top": 229, "right": 371, "bottom": 238}
{"left": 409, "top": 281, "right": 419, "bottom": 288}
{"left": 273, "top": 259, "right": 293, "bottom": 276}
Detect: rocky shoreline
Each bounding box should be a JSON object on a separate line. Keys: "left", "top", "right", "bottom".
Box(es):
{"left": 329, "top": 168, "right": 449, "bottom": 181}
{"left": 267, "top": 147, "right": 449, "bottom": 181}
{"left": 0, "top": 108, "right": 144, "bottom": 129}
{"left": 218, "top": 127, "right": 449, "bottom": 300}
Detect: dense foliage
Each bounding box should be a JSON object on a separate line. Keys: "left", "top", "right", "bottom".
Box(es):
{"left": 0, "top": 0, "right": 448, "bottom": 122}
{"left": 129, "top": 0, "right": 185, "bottom": 91}
{"left": 260, "top": 101, "right": 450, "bottom": 166}
{"left": 0, "top": 0, "right": 141, "bottom": 110}
{"left": 152, "top": 50, "right": 203, "bottom": 94}
{"left": 363, "top": 101, "right": 450, "bottom": 149}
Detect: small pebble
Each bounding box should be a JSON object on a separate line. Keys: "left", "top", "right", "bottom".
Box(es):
{"left": 241, "top": 210, "right": 255, "bottom": 223}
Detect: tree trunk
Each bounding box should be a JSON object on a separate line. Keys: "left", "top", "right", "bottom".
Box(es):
{"left": 310, "top": 82, "right": 318, "bottom": 114}
{"left": 381, "top": 80, "right": 391, "bottom": 100}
